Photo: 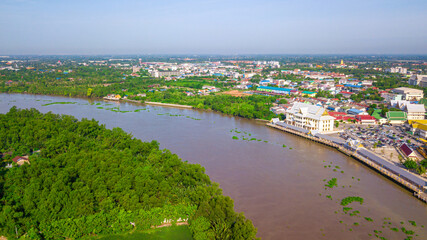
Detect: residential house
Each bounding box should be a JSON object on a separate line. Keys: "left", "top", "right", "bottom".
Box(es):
{"left": 12, "top": 156, "right": 30, "bottom": 166}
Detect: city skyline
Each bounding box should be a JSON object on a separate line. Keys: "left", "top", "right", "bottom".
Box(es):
{"left": 1, "top": 0, "right": 427, "bottom": 55}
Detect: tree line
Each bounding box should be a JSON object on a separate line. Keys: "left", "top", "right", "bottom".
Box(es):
{"left": 0, "top": 107, "right": 258, "bottom": 239}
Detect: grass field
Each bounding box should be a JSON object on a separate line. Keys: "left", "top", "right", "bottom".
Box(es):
{"left": 95, "top": 226, "right": 193, "bottom": 240}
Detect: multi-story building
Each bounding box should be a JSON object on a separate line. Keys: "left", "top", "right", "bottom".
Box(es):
{"left": 405, "top": 104, "right": 426, "bottom": 120}
{"left": 285, "top": 102, "right": 335, "bottom": 133}
{"left": 387, "top": 67, "right": 407, "bottom": 74}
{"left": 392, "top": 87, "right": 424, "bottom": 101}
{"left": 408, "top": 75, "right": 427, "bottom": 87}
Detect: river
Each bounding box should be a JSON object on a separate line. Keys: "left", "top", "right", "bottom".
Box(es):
{"left": 1, "top": 93, "right": 426, "bottom": 240}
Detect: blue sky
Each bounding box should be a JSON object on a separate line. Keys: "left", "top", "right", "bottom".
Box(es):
{"left": 0, "top": 0, "right": 426, "bottom": 54}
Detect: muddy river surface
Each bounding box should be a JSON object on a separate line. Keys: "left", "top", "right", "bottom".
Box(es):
{"left": 1, "top": 94, "right": 426, "bottom": 240}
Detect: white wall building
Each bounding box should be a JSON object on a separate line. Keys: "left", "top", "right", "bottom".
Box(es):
{"left": 405, "top": 104, "right": 426, "bottom": 120}
{"left": 408, "top": 75, "right": 427, "bottom": 87}
{"left": 387, "top": 67, "right": 407, "bottom": 74}
{"left": 392, "top": 87, "right": 424, "bottom": 101}
{"left": 285, "top": 102, "right": 335, "bottom": 133}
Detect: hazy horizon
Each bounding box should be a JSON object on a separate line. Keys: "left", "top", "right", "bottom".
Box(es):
{"left": 1, "top": 0, "right": 426, "bottom": 55}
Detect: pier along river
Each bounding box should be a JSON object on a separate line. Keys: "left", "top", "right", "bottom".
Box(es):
{"left": 1, "top": 93, "right": 426, "bottom": 240}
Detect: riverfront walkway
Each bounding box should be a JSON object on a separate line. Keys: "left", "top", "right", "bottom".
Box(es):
{"left": 267, "top": 122, "right": 427, "bottom": 203}
{"left": 357, "top": 149, "right": 427, "bottom": 187}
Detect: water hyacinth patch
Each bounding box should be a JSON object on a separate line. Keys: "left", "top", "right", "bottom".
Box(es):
{"left": 42, "top": 101, "right": 77, "bottom": 106}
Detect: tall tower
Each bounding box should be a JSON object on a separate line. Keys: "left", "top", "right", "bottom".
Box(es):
{"left": 340, "top": 59, "right": 344, "bottom": 65}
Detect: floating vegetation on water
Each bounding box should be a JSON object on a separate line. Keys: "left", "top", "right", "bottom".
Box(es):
{"left": 97, "top": 107, "right": 103, "bottom": 109}
{"left": 263, "top": 140, "right": 268, "bottom": 143}
{"left": 325, "top": 178, "right": 338, "bottom": 188}
{"left": 95, "top": 103, "right": 102, "bottom": 105}
{"left": 326, "top": 195, "right": 332, "bottom": 200}
{"left": 349, "top": 211, "right": 360, "bottom": 217}
{"left": 408, "top": 220, "right": 417, "bottom": 227}
{"left": 343, "top": 207, "right": 353, "bottom": 213}
{"left": 282, "top": 144, "right": 286, "bottom": 148}
{"left": 42, "top": 101, "right": 77, "bottom": 106}
{"left": 289, "top": 147, "right": 292, "bottom": 149}
{"left": 333, "top": 169, "right": 337, "bottom": 172}
{"left": 340, "top": 171, "right": 344, "bottom": 173}
{"left": 134, "top": 109, "right": 146, "bottom": 112}
{"left": 335, "top": 166, "right": 340, "bottom": 169}
{"left": 364, "top": 217, "right": 373, "bottom": 222}
{"left": 354, "top": 222, "right": 359, "bottom": 226}
{"left": 232, "top": 136, "right": 239, "bottom": 140}
{"left": 340, "top": 196, "right": 364, "bottom": 206}
{"left": 401, "top": 227, "right": 415, "bottom": 235}
{"left": 390, "top": 227, "right": 399, "bottom": 232}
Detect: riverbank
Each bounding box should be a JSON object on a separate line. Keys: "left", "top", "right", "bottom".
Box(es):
{"left": 3, "top": 93, "right": 427, "bottom": 240}
{"left": 267, "top": 123, "right": 427, "bottom": 203}
{"left": 143, "top": 101, "right": 193, "bottom": 109}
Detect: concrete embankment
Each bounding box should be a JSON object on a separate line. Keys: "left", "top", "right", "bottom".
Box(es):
{"left": 266, "top": 123, "right": 427, "bottom": 203}
{"left": 144, "top": 101, "right": 193, "bottom": 109}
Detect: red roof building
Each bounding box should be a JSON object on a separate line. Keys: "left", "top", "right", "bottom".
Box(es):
{"left": 12, "top": 156, "right": 29, "bottom": 166}
{"left": 399, "top": 143, "right": 418, "bottom": 160}
{"left": 355, "top": 115, "right": 377, "bottom": 124}
{"left": 328, "top": 112, "right": 356, "bottom": 121}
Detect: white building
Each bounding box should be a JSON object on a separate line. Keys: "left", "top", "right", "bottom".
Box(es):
{"left": 387, "top": 67, "right": 407, "bottom": 74}
{"left": 392, "top": 87, "right": 424, "bottom": 101}
{"left": 285, "top": 102, "right": 335, "bottom": 133}
{"left": 405, "top": 104, "right": 426, "bottom": 120}
{"left": 408, "top": 75, "right": 427, "bottom": 87}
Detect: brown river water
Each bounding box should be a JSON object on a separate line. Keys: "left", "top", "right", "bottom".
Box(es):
{"left": 1, "top": 94, "right": 426, "bottom": 240}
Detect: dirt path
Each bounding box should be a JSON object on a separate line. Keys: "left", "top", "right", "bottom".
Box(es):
{"left": 154, "top": 221, "right": 188, "bottom": 228}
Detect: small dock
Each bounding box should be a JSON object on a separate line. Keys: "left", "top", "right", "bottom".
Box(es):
{"left": 267, "top": 123, "right": 427, "bottom": 203}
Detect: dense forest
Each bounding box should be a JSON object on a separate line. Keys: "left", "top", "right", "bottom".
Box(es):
{"left": 144, "top": 90, "right": 277, "bottom": 120}
{"left": 0, "top": 108, "right": 258, "bottom": 239}
{"left": 0, "top": 67, "right": 277, "bottom": 120}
